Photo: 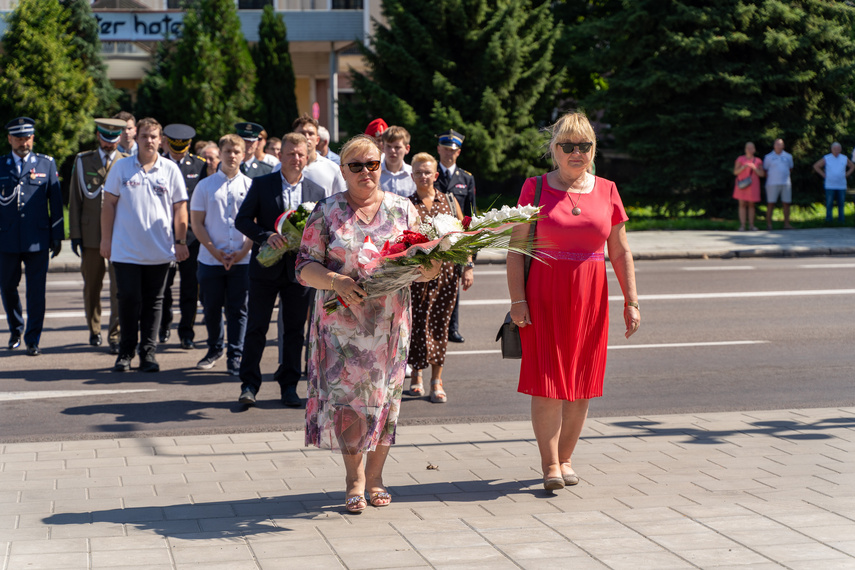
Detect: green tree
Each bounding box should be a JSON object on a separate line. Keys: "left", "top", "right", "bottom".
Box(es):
{"left": 343, "top": 0, "right": 565, "bottom": 185}
{"left": 580, "top": 0, "right": 855, "bottom": 213}
{"left": 61, "top": 0, "right": 121, "bottom": 119}
{"left": 252, "top": 5, "right": 298, "bottom": 139}
{"left": 0, "top": 0, "right": 97, "bottom": 164}
{"left": 135, "top": 0, "right": 256, "bottom": 141}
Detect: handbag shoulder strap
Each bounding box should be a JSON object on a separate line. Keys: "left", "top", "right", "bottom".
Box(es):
{"left": 523, "top": 175, "right": 542, "bottom": 283}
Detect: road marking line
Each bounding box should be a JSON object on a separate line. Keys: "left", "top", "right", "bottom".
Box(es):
{"left": 799, "top": 263, "right": 855, "bottom": 269}
{"left": 460, "top": 289, "right": 855, "bottom": 306}
{"left": 681, "top": 266, "right": 755, "bottom": 271}
{"left": 0, "top": 389, "right": 156, "bottom": 402}
{"left": 447, "top": 340, "right": 768, "bottom": 356}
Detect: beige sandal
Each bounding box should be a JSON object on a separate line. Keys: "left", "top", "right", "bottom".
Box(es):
{"left": 430, "top": 379, "right": 447, "bottom": 403}
{"left": 409, "top": 372, "right": 425, "bottom": 396}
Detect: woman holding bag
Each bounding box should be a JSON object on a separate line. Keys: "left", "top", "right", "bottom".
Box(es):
{"left": 733, "top": 142, "right": 764, "bottom": 231}
{"left": 506, "top": 111, "right": 640, "bottom": 491}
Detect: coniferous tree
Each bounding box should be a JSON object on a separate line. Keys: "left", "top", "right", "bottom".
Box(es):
{"left": 253, "top": 5, "right": 299, "bottom": 138}
{"left": 343, "top": 0, "right": 565, "bottom": 184}
{"left": 135, "top": 0, "right": 256, "bottom": 140}
{"left": 0, "top": 0, "right": 97, "bottom": 164}
{"left": 61, "top": 0, "right": 121, "bottom": 119}
{"left": 579, "top": 0, "right": 855, "bottom": 213}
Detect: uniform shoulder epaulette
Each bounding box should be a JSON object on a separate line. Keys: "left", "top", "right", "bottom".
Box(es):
{"left": 461, "top": 169, "right": 472, "bottom": 176}
{"left": 76, "top": 149, "right": 99, "bottom": 158}
{"left": 195, "top": 154, "right": 206, "bottom": 163}
{"left": 35, "top": 152, "right": 54, "bottom": 162}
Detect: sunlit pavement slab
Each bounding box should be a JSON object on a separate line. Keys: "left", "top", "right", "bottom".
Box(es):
{"left": 1, "top": 407, "right": 854, "bottom": 569}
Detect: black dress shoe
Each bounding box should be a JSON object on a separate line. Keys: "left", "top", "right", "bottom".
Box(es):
{"left": 89, "top": 333, "right": 102, "bottom": 347}
{"left": 180, "top": 337, "right": 195, "bottom": 350}
{"left": 26, "top": 344, "right": 41, "bottom": 356}
{"left": 448, "top": 331, "right": 465, "bottom": 343}
{"left": 8, "top": 333, "right": 21, "bottom": 350}
{"left": 159, "top": 329, "right": 171, "bottom": 344}
{"left": 239, "top": 388, "right": 257, "bottom": 405}
{"left": 108, "top": 342, "right": 120, "bottom": 355}
{"left": 138, "top": 355, "right": 160, "bottom": 373}
{"left": 281, "top": 386, "right": 302, "bottom": 408}
{"left": 114, "top": 354, "right": 132, "bottom": 372}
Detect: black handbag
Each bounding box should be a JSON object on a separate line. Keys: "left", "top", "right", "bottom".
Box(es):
{"left": 496, "top": 175, "right": 542, "bottom": 359}
{"left": 737, "top": 174, "right": 752, "bottom": 190}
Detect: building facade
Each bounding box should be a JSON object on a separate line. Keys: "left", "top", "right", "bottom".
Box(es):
{"left": 0, "top": 0, "right": 381, "bottom": 140}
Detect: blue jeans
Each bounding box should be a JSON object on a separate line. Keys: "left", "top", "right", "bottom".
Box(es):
{"left": 825, "top": 189, "right": 846, "bottom": 222}
{"left": 197, "top": 262, "right": 249, "bottom": 360}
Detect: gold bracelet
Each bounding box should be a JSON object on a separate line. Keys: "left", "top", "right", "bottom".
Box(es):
{"left": 330, "top": 274, "right": 337, "bottom": 291}
{"left": 625, "top": 301, "right": 639, "bottom": 309}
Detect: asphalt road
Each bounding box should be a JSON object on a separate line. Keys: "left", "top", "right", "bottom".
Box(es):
{"left": 1, "top": 257, "right": 853, "bottom": 442}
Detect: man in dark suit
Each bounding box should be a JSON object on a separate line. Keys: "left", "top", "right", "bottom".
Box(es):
{"left": 236, "top": 122, "right": 274, "bottom": 179}
{"left": 435, "top": 129, "right": 476, "bottom": 343}
{"left": 235, "top": 133, "right": 327, "bottom": 407}
{"left": 0, "top": 117, "right": 63, "bottom": 355}
{"left": 159, "top": 123, "right": 208, "bottom": 349}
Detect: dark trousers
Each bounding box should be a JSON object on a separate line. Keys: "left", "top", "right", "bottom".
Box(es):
{"left": 161, "top": 240, "right": 200, "bottom": 341}
{"left": 197, "top": 262, "right": 249, "bottom": 360}
{"left": 112, "top": 262, "right": 170, "bottom": 359}
{"left": 240, "top": 277, "right": 310, "bottom": 396}
{"left": 0, "top": 249, "right": 49, "bottom": 346}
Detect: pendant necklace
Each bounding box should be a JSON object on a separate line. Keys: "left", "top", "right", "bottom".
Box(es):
{"left": 569, "top": 192, "right": 583, "bottom": 216}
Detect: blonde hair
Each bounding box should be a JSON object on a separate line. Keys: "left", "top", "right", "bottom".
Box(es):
{"left": 281, "top": 132, "right": 308, "bottom": 149}
{"left": 218, "top": 133, "right": 246, "bottom": 152}
{"left": 411, "top": 152, "right": 437, "bottom": 170}
{"left": 547, "top": 111, "right": 597, "bottom": 167}
{"left": 382, "top": 126, "right": 411, "bottom": 145}
{"left": 339, "top": 134, "right": 381, "bottom": 164}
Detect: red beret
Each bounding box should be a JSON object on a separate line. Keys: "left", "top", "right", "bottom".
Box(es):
{"left": 365, "top": 118, "right": 388, "bottom": 138}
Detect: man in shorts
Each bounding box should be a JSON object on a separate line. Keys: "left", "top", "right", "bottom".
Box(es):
{"left": 762, "top": 139, "right": 795, "bottom": 230}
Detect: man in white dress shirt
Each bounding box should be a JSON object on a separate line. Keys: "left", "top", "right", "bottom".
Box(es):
{"left": 278, "top": 113, "right": 345, "bottom": 197}
{"left": 379, "top": 126, "right": 416, "bottom": 197}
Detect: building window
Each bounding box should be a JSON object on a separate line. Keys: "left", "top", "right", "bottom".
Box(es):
{"left": 166, "top": 0, "right": 184, "bottom": 8}
{"left": 332, "top": 0, "right": 363, "bottom": 7}
{"left": 238, "top": 0, "right": 273, "bottom": 8}
{"left": 101, "top": 42, "right": 142, "bottom": 55}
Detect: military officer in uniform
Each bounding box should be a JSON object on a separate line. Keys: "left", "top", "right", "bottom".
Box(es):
{"left": 0, "top": 117, "right": 64, "bottom": 355}
{"left": 236, "top": 122, "right": 273, "bottom": 179}
{"left": 435, "top": 129, "right": 476, "bottom": 343}
{"left": 68, "top": 118, "right": 129, "bottom": 353}
{"left": 159, "top": 123, "right": 208, "bottom": 349}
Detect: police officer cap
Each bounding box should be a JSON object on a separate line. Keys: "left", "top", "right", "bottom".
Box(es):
{"left": 437, "top": 129, "right": 464, "bottom": 150}
{"left": 95, "top": 118, "right": 127, "bottom": 143}
{"left": 235, "top": 122, "right": 264, "bottom": 142}
{"left": 164, "top": 123, "right": 196, "bottom": 154}
{"left": 6, "top": 117, "right": 35, "bottom": 137}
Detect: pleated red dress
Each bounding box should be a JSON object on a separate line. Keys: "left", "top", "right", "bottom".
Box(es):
{"left": 517, "top": 175, "right": 628, "bottom": 401}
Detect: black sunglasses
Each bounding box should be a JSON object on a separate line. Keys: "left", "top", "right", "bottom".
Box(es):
{"left": 346, "top": 160, "right": 381, "bottom": 173}
{"left": 557, "top": 142, "right": 593, "bottom": 154}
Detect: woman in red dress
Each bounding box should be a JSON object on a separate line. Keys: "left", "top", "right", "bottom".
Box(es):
{"left": 733, "top": 141, "right": 764, "bottom": 231}
{"left": 506, "top": 112, "right": 640, "bottom": 491}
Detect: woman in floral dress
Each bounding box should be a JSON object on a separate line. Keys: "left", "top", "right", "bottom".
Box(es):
{"left": 407, "top": 153, "right": 474, "bottom": 403}
{"left": 296, "top": 135, "right": 441, "bottom": 513}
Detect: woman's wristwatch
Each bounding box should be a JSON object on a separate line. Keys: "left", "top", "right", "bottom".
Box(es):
{"left": 464, "top": 262, "right": 475, "bottom": 269}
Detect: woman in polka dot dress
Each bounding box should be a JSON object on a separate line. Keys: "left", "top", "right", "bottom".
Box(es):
{"left": 406, "top": 153, "right": 475, "bottom": 403}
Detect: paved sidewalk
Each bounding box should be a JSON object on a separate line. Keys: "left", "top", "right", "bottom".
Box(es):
{"left": 2, "top": 407, "right": 854, "bottom": 569}
{"left": 46, "top": 228, "right": 855, "bottom": 272}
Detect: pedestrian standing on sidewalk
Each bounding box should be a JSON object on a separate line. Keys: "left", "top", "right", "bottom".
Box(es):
{"left": 763, "top": 139, "right": 795, "bottom": 230}
{"left": 732, "top": 142, "right": 764, "bottom": 231}
{"left": 813, "top": 142, "right": 854, "bottom": 224}
{"left": 507, "top": 111, "right": 640, "bottom": 491}
{"left": 407, "top": 153, "right": 474, "bottom": 403}
{"left": 190, "top": 134, "right": 253, "bottom": 375}
{"left": 100, "top": 118, "right": 189, "bottom": 373}
{"left": 296, "top": 135, "right": 441, "bottom": 513}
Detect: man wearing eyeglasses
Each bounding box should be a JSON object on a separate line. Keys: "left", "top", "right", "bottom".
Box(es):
{"left": 235, "top": 133, "right": 327, "bottom": 408}
{"left": 435, "top": 129, "right": 476, "bottom": 343}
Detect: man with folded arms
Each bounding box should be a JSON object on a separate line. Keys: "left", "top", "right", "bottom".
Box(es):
{"left": 101, "top": 118, "right": 189, "bottom": 373}
{"left": 190, "top": 134, "right": 253, "bottom": 375}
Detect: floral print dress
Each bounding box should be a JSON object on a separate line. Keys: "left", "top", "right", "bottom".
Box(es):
{"left": 296, "top": 192, "right": 421, "bottom": 452}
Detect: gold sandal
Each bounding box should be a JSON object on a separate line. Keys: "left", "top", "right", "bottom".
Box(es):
{"left": 430, "top": 379, "right": 447, "bottom": 403}
{"left": 345, "top": 495, "right": 367, "bottom": 513}
{"left": 369, "top": 491, "right": 392, "bottom": 507}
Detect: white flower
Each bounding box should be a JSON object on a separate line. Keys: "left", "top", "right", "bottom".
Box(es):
{"left": 418, "top": 216, "right": 437, "bottom": 239}
{"left": 431, "top": 213, "right": 464, "bottom": 236}
{"left": 300, "top": 201, "right": 317, "bottom": 212}
{"left": 439, "top": 232, "right": 464, "bottom": 251}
